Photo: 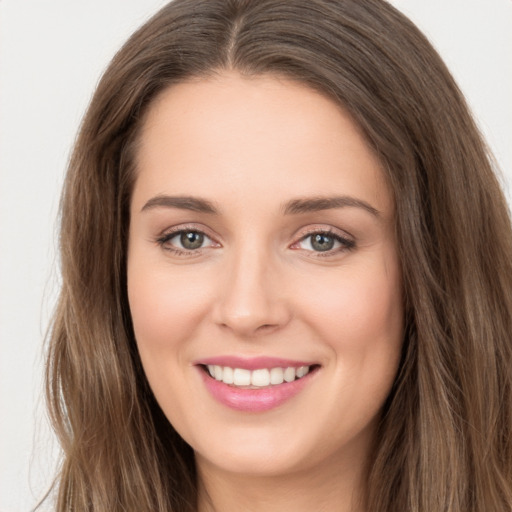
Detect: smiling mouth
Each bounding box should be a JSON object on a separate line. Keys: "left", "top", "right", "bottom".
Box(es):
{"left": 201, "top": 364, "right": 320, "bottom": 389}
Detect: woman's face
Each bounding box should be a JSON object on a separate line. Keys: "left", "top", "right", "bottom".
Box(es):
{"left": 127, "top": 72, "right": 403, "bottom": 479}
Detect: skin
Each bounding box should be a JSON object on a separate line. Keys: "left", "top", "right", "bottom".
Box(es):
{"left": 127, "top": 71, "right": 404, "bottom": 512}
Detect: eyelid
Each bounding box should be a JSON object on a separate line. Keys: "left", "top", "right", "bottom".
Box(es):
{"left": 290, "top": 225, "right": 356, "bottom": 254}
{"left": 155, "top": 223, "right": 221, "bottom": 252}
{"left": 157, "top": 222, "right": 218, "bottom": 239}
{"left": 154, "top": 223, "right": 354, "bottom": 256}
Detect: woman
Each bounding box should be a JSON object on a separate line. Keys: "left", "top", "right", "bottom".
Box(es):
{"left": 44, "top": 0, "right": 512, "bottom": 510}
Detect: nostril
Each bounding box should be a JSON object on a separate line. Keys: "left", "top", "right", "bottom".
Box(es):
{"left": 256, "top": 323, "right": 279, "bottom": 332}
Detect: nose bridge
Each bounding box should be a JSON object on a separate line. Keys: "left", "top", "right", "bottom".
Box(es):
{"left": 213, "top": 236, "right": 289, "bottom": 336}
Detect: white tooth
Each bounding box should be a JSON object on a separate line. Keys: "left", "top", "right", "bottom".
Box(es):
{"left": 251, "top": 369, "right": 270, "bottom": 387}
{"left": 233, "top": 368, "right": 251, "bottom": 386}
{"left": 284, "top": 367, "right": 296, "bottom": 382}
{"left": 270, "top": 367, "right": 284, "bottom": 385}
{"left": 214, "top": 365, "right": 223, "bottom": 381}
{"left": 207, "top": 365, "right": 215, "bottom": 377}
{"left": 296, "top": 366, "right": 309, "bottom": 378}
{"left": 222, "top": 366, "right": 234, "bottom": 384}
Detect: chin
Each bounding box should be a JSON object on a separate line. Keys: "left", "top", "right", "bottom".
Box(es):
{"left": 195, "top": 438, "right": 312, "bottom": 477}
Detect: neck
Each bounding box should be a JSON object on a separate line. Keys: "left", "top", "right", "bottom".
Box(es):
{"left": 196, "top": 450, "right": 368, "bottom": 512}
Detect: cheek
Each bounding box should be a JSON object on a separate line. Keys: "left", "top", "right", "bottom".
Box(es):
{"left": 295, "top": 252, "right": 404, "bottom": 418}
{"left": 127, "top": 258, "right": 215, "bottom": 356}
{"left": 126, "top": 258, "right": 217, "bottom": 434}
{"left": 301, "top": 263, "right": 403, "bottom": 348}
{"left": 299, "top": 258, "right": 403, "bottom": 431}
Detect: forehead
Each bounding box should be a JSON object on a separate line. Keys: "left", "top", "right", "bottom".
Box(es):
{"left": 133, "top": 71, "right": 392, "bottom": 218}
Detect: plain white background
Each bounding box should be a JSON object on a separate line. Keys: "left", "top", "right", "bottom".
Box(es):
{"left": 0, "top": 1, "right": 510, "bottom": 510}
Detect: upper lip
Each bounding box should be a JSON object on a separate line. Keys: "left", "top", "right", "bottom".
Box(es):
{"left": 193, "top": 355, "right": 319, "bottom": 370}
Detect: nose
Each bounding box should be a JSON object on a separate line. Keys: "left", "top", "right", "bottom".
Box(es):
{"left": 212, "top": 246, "right": 291, "bottom": 338}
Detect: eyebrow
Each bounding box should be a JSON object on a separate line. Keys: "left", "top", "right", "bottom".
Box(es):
{"left": 141, "top": 195, "right": 218, "bottom": 214}
{"left": 283, "top": 196, "right": 380, "bottom": 217}
{"left": 140, "top": 194, "right": 380, "bottom": 217}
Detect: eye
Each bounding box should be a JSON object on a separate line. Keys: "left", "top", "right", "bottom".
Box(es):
{"left": 177, "top": 231, "right": 206, "bottom": 250}
{"left": 293, "top": 230, "right": 355, "bottom": 254}
{"left": 157, "top": 229, "right": 217, "bottom": 253}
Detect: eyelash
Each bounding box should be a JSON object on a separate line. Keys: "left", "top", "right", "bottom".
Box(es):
{"left": 155, "top": 226, "right": 217, "bottom": 257}
{"left": 292, "top": 228, "right": 356, "bottom": 257}
{"left": 155, "top": 227, "right": 355, "bottom": 257}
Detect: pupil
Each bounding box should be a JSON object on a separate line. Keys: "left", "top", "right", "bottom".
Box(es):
{"left": 180, "top": 231, "right": 204, "bottom": 250}
{"left": 311, "top": 234, "right": 334, "bottom": 251}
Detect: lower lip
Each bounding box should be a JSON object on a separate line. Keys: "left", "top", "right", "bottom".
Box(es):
{"left": 198, "top": 367, "right": 317, "bottom": 412}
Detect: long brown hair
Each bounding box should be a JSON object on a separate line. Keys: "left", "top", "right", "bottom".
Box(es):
{"left": 44, "top": 0, "right": 512, "bottom": 510}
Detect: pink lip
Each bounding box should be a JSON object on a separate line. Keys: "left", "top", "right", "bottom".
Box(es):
{"left": 194, "top": 355, "right": 314, "bottom": 370}
{"left": 195, "top": 360, "right": 319, "bottom": 413}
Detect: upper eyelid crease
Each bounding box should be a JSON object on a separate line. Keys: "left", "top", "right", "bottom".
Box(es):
{"left": 156, "top": 225, "right": 352, "bottom": 245}
{"left": 158, "top": 228, "right": 215, "bottom": 242}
